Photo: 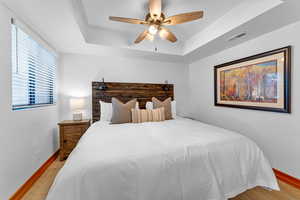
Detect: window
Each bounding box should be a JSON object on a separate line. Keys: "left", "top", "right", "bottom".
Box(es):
{"left": 11, "top": 21, "right": 56, "bottom": 110}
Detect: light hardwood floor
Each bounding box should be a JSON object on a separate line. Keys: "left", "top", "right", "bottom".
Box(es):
{"left": 22, "top": 158, "right": 300, "bottom": 200}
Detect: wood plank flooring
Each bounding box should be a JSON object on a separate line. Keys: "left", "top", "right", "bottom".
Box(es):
{"left": 21, "top": 158, "right": 300, "bottom": 200}
{"left": 22, "top": 159, "right": 64, "bottom": 200}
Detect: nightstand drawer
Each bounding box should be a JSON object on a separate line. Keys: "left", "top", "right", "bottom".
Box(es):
{"left": 64, "top": 138, "right": 79, "bottom": 151}
{"left": 63, "top": 125, "right": 87, "bottom": 134}
{"left": 64, "top": 132, "right": 83, "bottom": 145}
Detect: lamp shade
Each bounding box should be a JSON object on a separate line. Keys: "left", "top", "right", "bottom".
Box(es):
{"left": 70, "top": 98, "right": 85, "bottom": 111}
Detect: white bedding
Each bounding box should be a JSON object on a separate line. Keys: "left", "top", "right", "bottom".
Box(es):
{"left": 47, "top": 117, "right": 279, "bottom": 200}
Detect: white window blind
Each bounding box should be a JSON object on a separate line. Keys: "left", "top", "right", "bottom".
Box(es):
{"left": 11, "top": 21, "right": 57, "bottom": 110}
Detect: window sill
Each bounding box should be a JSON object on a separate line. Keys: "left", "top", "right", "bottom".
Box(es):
{"left": 12, "top": 104, "right": 56, "bottom": 111}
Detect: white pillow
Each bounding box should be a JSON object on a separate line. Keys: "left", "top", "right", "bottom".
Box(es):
{"left": 100, "top": 101, "right": 112, "bottom": 121}
{"left": 146, "top": 100, "right": 176, "bottom": 117}
{"left": 100, "top": 101, "right": 139, "bottom": 121}
{"left": 146, "top": 101, "right": 153, "bottom": 110}
{"left": 171, "top": 100, "right": 176, "bottom": 117}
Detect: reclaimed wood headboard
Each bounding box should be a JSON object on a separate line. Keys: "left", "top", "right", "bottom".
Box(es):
{"left": 92, "top": 82, "right": 174, "bottom": 123}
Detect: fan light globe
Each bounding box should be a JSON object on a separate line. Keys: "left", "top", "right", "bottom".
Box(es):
{"left": 159, "top": 28, "right": 168, "bottom": 39}
{"left": 146, "top": 33, "right": 154, "bottom": 41}
{"left": 148, "top": 25, "right": 158, "bottom": 35}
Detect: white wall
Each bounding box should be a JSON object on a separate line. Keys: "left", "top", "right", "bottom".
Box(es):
{"left": 187, "top": 21, "right": 300, "bottom": 179}
{"left": 59, "top": 54, "right": 188, "bottom": 121}
{"left": 0, "top": 4, "right": 59, "bottom": 199}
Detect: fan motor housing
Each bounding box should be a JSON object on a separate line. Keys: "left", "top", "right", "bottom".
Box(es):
{"left": 145, "top": 13, "right": 166, "bottom": 25}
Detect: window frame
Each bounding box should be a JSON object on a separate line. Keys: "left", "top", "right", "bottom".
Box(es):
{"left": 11, "top": 18, "right": 57, "bottom": 111}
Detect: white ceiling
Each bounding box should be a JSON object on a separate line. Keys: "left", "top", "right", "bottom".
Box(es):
{"left": 1, "top": 0, "right": 300, "bottom": 63}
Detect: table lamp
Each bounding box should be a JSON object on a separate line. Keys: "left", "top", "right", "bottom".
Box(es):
{"left": 70, "top": 98, "right": 85, "bottom": 121}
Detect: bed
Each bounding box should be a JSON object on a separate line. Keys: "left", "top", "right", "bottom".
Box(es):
{"left": 46, "top": 82, "right": 279, "bottom": 200}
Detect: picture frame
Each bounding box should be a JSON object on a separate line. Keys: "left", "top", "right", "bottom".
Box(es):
{"left": 214, "top": 46, "right": 291, "bottom": 113}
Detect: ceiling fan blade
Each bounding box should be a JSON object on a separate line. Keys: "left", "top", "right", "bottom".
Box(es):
{"left": 159, "top": 27, "right": 177, "bottom": 43}
{"left": 163, "top": 11, "right": 203, "bottom": 25}
{"left": 149, "top": 0, "right": 161, "bottom": 19}
{"left": 134, "top": 30, "right": 149, "bottom": 44}
{"left": 109, "top": 16, "right": 148, "bottom": 25}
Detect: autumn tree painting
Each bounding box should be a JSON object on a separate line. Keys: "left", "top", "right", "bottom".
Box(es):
{"left": 220, "top": 60, "right": 278, "bottom": 103}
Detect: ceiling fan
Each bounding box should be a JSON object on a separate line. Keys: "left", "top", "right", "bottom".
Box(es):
{"left": 109, "top": 0, "right": 204, "bottom": 44}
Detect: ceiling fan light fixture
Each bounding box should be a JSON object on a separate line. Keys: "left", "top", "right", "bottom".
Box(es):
{"left": 109, "top": 0, "right": 204, "bottom": 44}
{"left": 148, "top": 25, "right": 158, "bottom": 35}
{"left": 146, "top": 33, "right": 154, "bottom": 41}
{"left": 158, "top": 28, "right": 168, "bottom": 39}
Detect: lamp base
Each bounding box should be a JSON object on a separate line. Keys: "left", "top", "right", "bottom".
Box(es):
{"left": 73, "top": 113, "right": 82, "bottom": 121}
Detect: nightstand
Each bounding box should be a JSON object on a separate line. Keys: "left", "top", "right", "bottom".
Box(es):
{"left": 58, "top": 119, "right": 91, "bottom": 160}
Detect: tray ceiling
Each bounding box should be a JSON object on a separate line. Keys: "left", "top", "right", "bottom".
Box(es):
{"left": 2, "top": 0, "right": 300, "bottom": 63}
{"left": 73, "top": 0, "right": 285, "bottom": 56}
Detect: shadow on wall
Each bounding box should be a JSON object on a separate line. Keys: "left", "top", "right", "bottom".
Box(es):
{"left": 51, "top": 127, "right": 59, "bottom": 151}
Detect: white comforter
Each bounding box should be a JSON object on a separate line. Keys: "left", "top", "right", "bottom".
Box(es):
{"left": 47, "top": 117, "right": 279, "bottom": 200}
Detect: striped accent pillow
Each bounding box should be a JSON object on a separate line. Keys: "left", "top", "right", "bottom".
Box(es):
{"left": 131, "top": 107, "right": 165, "bottom": 123}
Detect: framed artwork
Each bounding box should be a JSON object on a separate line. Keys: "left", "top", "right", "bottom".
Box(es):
{"left": 214, "top": 46, "right": 291, "bottom": 113}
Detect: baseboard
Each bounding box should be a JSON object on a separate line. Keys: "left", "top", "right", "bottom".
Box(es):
{"left": 9, "top": 150, "right": 59, "bottom": 200}
{"left": 273, "top": 168, "right": 300, "bottom": 190}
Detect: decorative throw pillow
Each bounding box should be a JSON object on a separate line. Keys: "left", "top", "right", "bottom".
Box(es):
{"left": 131, "top": 107, "right": 165, "bottom": 123}
{"left": 152, "top": 97, "right": 172, "bottom": 120}
{"left": 146, "top": 100, "right": 176, "bottom": 117}
{"left": 100, "top": 101, "right": 139, "bottom": 121}
{"left": 111, "top": 98, "right": 137, "bottom": 124}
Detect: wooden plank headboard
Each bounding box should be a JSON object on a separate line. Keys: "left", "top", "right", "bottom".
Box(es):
{"left": 92, "top": 82, "right": 174, "bottom": 123}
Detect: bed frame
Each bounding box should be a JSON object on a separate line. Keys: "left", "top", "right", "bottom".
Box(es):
{"left": 92, "top": 82, "right": 174, "bottom": 123}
